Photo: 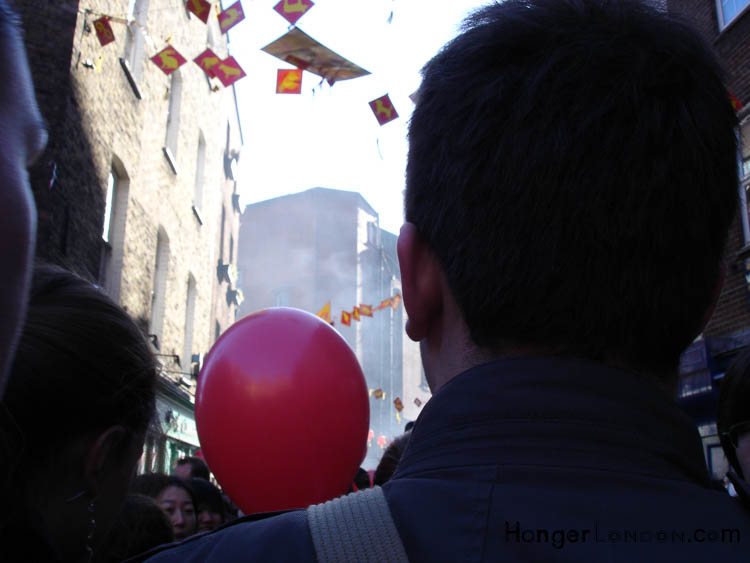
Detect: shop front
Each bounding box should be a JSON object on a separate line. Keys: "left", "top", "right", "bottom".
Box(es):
{"left": 139, "top": 378, "right": 200, "bottom": 474}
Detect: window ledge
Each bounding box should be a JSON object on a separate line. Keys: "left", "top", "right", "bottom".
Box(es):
{"left": 192, "top": 204, "right": 203, "bottom": 225}
{"left": 715, "top": 4, "right": 750, "bottom": 39}
{"left": 163, "top": 146, "right": 179, "bottom": 175}
{"left": 119, "top": 57, "right": 142, "bottom": 100}
{"left": 736, "top": 244, "right": 750, "bottom": 261}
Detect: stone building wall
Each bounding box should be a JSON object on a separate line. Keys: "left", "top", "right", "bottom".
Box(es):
{"left": 17, "top": 0, "right": 242, "bottom": 388}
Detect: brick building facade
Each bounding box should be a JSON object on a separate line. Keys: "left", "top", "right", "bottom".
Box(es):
{"left": 666, "top": 0, "right": 750, "bottom": 479}
{"left": 16, "top": 0, "right": 243, "bottom": 473}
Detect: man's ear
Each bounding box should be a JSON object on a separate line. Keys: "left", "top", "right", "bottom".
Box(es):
{"left": 397, "top": 223, "right": 444, "bottom": 342}
{"left": 84, "top": 425, "right": 127, "bottom": 495}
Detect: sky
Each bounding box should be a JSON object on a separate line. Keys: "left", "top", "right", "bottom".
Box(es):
{"left": 226, "top": 0, "right": 492, "bottom": 234}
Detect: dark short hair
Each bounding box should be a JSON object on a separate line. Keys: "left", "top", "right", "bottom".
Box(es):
{"left": 1, "top": 265, "right": 156, "bottom": 501}
{"left": 93, "top": 494, "right": 174, "bottom": 563}
{"left": 406, "top": 0, "right": 738, "bottom": 372}
{"left": 176, "top": 456, "right": 210, "bottom": 480}
{"left": 189, "top": 478, "right": 224, "bottom": 518}
{"left": 718, "top": 348, "right": 750, "bottom": 479}
{"left": 132, "top": 474, "right": 198, "bottom": 510}
{"left": 373, "top": 432, "right": 411, "bottom": 486}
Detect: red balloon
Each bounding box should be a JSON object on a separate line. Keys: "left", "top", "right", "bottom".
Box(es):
{"left": 195, "top": 307, "right": 369, "bottom": 514}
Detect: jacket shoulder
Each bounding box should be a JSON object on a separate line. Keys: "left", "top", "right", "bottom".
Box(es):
{"left": 140, "top": 509, "right": 316, "bottom": 562}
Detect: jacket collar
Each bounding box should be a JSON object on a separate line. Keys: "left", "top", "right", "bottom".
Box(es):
{"left": 394, "top": 357, "right": 709, "bottom": 485}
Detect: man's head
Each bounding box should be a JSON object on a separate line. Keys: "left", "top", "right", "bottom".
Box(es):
{"left": 174, "top": 456, "right": 210, "bottom": 480}
{"left": 400, "top": 0, "right": 737, "bottom": 386}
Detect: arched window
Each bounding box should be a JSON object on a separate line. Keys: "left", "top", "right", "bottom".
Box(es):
{"left": 122, "top": 0, "right": 149, "bottom": 93}
{"left": 149, "top": 228, "right": 170, "bottom": 347}
{"left": 164, "top": 70, "right": 183, "bottom": 173}
{"left": 193, "top": 131, "right": 206, "bottom": 216}
{"left": 99, "top": 157, "right": 130, "bottom": 301}
{"left": 183, "top": 274, "right": 197, "bottom": 371}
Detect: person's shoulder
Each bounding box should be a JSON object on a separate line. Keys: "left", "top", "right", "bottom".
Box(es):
{"left": 135, "top": 509, "right": 316, "bottom": 562}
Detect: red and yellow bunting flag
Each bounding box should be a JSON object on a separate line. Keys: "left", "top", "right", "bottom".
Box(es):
{"left": 273, "top": 0, "right": 314, "bottom": 26}
{"left": 316, "top": 302, "right": 331, "bottom": 323}
{"left": 352, "top": 307, "right": 361, "bottom": 322}
{"left": 187, "top": 0, "right": 212, "bottom": 23}
{"left": 414, "top": 397, "right": 422, "bottom": 407}
{"left": 374, "top": 297, "right": 393, "bottom": 311}
{"left": 359, "top": 304, "right": 373, "bottom": 317}
{"left": 276, "top": 69, "right": 302, "bottom": 94}
{"left": 151, "top": 46, "right": 187, "bottom": 75}
{"left": 391, "top": 294, "right": 402, "bottom": 310}
{"left": 194, "top": 48, "right": 221, "bottom": 78}
{"left": 218, "top": 0, "right": 245, "bottom": 33}
{"left": 369, "top": 94, "right": 398, "bottom": 126}
{"left": 394, "top": 397, "right": 404, "bottom": 412}
{"left": 367, "top": 429, "right": 374, "bottom": 446}
{"left": 93, "top": 16, "right": 115, "bottom": 47}
{"left": 730, "top": 91, "right": 744, "bottom": 112}
{"left": 214, "top": 57, "right": 246, "bottom": 86}
{"left": 341, "top": 310, "right": 351, "bottom": 326}
{"left": 377, "top": 435, "right": 387, "bottom": 449}
{"left": 373, "top": 388, "right": 384, "bottom": 399}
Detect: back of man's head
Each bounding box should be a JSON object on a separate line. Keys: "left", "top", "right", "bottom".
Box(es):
{"left": 175, "top": 456, "right": 210, "bottom": 480}
{"left": 406, "top": 0, "right": 738, "bottom": 374}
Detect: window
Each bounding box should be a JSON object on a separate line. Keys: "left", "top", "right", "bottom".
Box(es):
{"left": 163, "top": 70, "right": 182, "bottom": 174}
{"left": 102, "top": 170, "right": 116, "bottom": 244}
{"left": 367, "top": 221, "right": 380, "bottom": 247}
{"left": 717, "top": 0, "right": 750, "bottom": 29}
{"left": 229, "top": 235, "right": 234, "bottom": 263}
{"left": 121, "top": 0, "right": 149, "bottom": 96}
{"left": 193, "top": 132, "right": 206, "bottom": 221}
{"left": 183, "top": 275, "right": 197, "bottom": 374}
{"left": 99, "top": 162, "right": 130, "bottom": 301}
{"left": 150, "top": 228, "right": 170, "bottom": 347}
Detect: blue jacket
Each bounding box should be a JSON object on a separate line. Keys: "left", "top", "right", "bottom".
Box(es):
{"left": 143, "top": 358, "right": 750, "bottom": 561}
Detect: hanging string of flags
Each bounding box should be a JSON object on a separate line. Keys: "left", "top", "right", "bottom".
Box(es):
{"left": 315, "top": 294, "right": 401, "bottom": 328}
{"left": 85, "top": 1, "right": 248, "bottom": 89}
{"left": 263, "top": 2, "right": 401, "bottom": 127}
{"left": 88, "top": 1, "right": 404, "bottom": 126}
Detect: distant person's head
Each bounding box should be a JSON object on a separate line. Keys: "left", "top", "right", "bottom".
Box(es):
{"left": 352, "top": 467, "right": 371, "bottom": 491}
{"left": 190, "top": 478, "right": 225, "bottom": 533}
{"left": 92, "top": 494, "right": 174, "bottom": 563}
{"left": 0, "top": 0, "right": 47, "bottom": 396}
{"left": 1, "top": 265, "right": 156, "bottom": 560}
{"left": 718, "top": 349, "right": 750, "bottom": 480}
{"left": 399, "top": 0, "right": 738, "bottom": 390}
{"left": 174, "top": 456, "right": 210, "bottom": 480}
{"left": 373, "top": 432, "right": 411, "bottom": 486}
{"left": 133, "top": 474, "right": 197, "bottom": 541}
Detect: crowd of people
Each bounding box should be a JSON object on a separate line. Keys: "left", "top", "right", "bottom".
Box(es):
{"left": 1, "top": 0, "right": 750, "bottom": 560}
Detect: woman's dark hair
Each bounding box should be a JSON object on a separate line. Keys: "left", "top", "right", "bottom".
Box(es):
{"left": 718, "top": 348, "right": 750, "bottom": 479}
{"left": 373, "top": 432, "right": 411, "bottom": 486}
{"left": 190, "top": 478, "right": 225, "bottom": 519}
{"left": 0, "top": 265, "right": 157, "bottom": 517}
{"left": 132, "top": 474, "right": 198, "bottom": 509}
{"left": 92, "top": 494, "right": 174, "bottom": 563}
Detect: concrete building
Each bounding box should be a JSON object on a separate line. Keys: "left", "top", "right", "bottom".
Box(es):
{"left": 237, "top": 188, "right": 429, "bottom": 468}
{"left": 666, "top": 0, "right": 750, "bottom": 479}
{"left": 17, "top": 0, "right": 243, "bottom": 473}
